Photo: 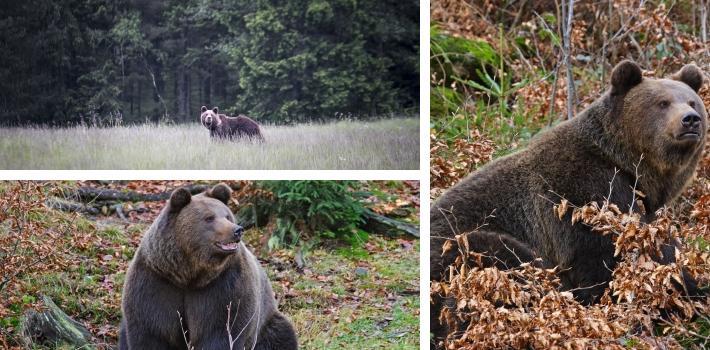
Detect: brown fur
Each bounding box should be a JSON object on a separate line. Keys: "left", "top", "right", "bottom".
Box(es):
{"left": 430, "top": 61, "right": 707, "bottom": 346}
{"left": 200, "top": 106, "right": 264, "bottom": 142}
{"left": 119, "top": 184, "right": 297, "bottom": 350}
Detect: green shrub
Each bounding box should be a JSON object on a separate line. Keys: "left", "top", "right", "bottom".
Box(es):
{"left": 257, "top": 181, "right": 366, "bottom": 250}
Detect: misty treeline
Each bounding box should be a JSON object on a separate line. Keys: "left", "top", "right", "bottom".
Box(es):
{"left": 0, "top": 0, "right": 419, "bottom": 125}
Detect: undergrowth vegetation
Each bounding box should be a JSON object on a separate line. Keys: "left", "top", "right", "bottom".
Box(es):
{"left": 241, "top": 181, "right": 367, "bottom": 252}
{"left": 431, "top": 0, "right": 710, "bottom": 348}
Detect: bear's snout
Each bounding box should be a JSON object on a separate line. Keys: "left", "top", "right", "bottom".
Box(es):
{"left": 680, "top": 112, "right": 702, "bottom": 128}
{"left": 233, "top": 225, "right": 244, "bottom": 240}
{"left": 676, "top": 111, "right": 704, "bottom": 141}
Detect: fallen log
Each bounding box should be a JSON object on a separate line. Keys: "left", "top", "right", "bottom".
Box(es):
{"left": 19, "top": 295, "right": 94, "bottom": 349}
{"left": 46, "top": 197, "right": 151, "bottom": 218}
{"left": 65, "top": 184, "right": 210, "bottom": 203}
{"left": 63, "top": 183, "right": 243, "bottom": 204}
{"left": 234, "top": 205, "right": 419, "bottom": 238}
{"left": 361, "top": 209, "right": 419, "bottom": 238}
{"left": 46, "top": 197, "right": 100, "bottom": 215}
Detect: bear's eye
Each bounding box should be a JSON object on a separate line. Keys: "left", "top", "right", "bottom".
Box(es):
{"left": 205, "top": 215, "right": 215, "bottom": 222}
{"left": 658, "top": 100, "right": 670, "bottom": 108}
{"left": 689, "top": 101, "right": 696, "bottom": 108}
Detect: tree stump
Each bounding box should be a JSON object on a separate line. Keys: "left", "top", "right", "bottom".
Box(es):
{"left": 19, "top": 295, "right": 94, "bottom": 349}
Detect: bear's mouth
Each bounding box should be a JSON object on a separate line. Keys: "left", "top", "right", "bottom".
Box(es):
{"left": 676, "top": 131, "right": 701, "bottom": 141}
{"left": 215, "top": 241, "right": 240, "bottom": 253}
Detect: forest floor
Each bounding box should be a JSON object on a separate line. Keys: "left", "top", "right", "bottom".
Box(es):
{"left": 0, "top": 181, "right": 420, "bottom": 349}
{"left": 0, "top": 117, "right": 419, "bottom": 170}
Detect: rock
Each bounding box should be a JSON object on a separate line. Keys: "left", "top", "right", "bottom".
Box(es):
{"left": 354, "top": 267, "right": 369, "bottom": 277}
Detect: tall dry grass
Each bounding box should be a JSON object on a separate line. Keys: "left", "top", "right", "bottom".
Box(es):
{"left": 0, "top": 118, "right": 418, "bottom": 170}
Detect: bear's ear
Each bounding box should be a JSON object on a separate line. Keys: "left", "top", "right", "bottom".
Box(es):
{"left": 201, "top": 106, "right": 207, "bottom": 112}
{"left": 207, "top": 183, "right": 232, "bottom": 205}
{"left": 670, "top": 64, "right": 704, "bottom": 92}
{"left": 610, "top": 60, "right": 643, "bottom": 96}
{"left": 169, "top": 188, "right": 192, "bottom": 212}
{"left": 212, "top": 107, "right": 219, "bottom": 114}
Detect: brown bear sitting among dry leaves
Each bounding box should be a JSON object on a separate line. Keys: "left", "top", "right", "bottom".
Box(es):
{"left": 119, "top": 183, "right": 297, "bottom": 350}
{"left": 430, "top": 60, "right": 707, "bottom": 343}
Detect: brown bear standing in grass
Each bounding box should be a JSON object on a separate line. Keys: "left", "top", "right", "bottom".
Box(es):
{"left": 119, "top": 183, "right": 297, "bottom": 350}
{"left": 430, "top": 61, "right": 707, "bottom": 344}
{"left": 200, "top": 106, "right": 264, "bottom": 141}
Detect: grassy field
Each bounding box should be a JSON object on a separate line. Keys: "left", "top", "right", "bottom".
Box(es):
{"left": 0, "top": 181, "right": 420, "bottom": 349}
{"left": 0, "top": 118, "right": 419, "bottom": 170}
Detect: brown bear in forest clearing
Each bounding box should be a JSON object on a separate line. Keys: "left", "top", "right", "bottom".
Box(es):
{"left": 430, "top": 61, "right": 707, "bottom": 344}
{"left": 200, "top": 106, "right": 264, "bottom": 142}
{"left": 119, "top": 183, "right": 297, "bottom": 350}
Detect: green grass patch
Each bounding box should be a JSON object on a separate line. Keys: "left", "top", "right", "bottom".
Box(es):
{"left": 278, "top": 236, "right": 420, "bottom": 349}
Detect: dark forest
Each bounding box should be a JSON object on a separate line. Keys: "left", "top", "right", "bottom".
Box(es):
{"left": 0, "top": 0, "right": 419, "bottom": 125}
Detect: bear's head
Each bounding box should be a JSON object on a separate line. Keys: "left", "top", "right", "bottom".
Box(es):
{"left": 167, "top": 183, "right": 244, "bottom": 262}
{"left": 200, "top": 106, "right": 222, "bottom": 129}
{"left": 608, "top": 60, "right": 707, "bottom": 170}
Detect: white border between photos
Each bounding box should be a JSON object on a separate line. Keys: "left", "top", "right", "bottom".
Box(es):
{"left": 0, "top": 1, "right": 432, "bottom": 348}
{"left": 0, "top": 170, "right": 421, "bottom": 181}
{"left": 419, "top": 0, "right": 431, "bottom": 348}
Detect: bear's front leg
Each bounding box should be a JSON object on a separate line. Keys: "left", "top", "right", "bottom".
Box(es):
{"left": 120, "top": 259, "right": 186, "bottom": 349}
{"left": 253, "top": 312, "right": 298, "bottom": 350}
{"left": 192, "top": 336, "right": 238, "bottom": 350}
{"left": 184, "top": 291, "right": 249, "bottom": 350}
{"left": 559, "top": 248, "right": 615, "bottom": 304}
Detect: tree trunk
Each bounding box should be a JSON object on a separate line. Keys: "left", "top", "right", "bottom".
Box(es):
{"left": 177, "top": 65, "right": 187, "bottom": 121}
{"left": 198, "top": 70, "right": 203, "bottom": 108}
{"left": 702, "top": 0, "right": 708, "bottom": 43}
{"left": 186, "top": 69, "right": 192, "bottom": 121}
{"left": 130, "top": 76, "right": 135, "bottom": 116}
{"left": 206, "top": 66, "right": 213, "bottom": 106}
{"left": 137, "top": 78, "right": 142, "bottom": 118}
{"left": 143, "top": 55, "right": 167, "bottom": 119}
{"left": 562, "top": 0, "right": 576, "bottom": 120}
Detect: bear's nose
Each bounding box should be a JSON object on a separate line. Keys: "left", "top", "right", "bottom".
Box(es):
{"left": 681, "top": 112, "right": 702, "bottom": 128}
{"left": 233, "top": 225, "right": 244, "bottom": 240}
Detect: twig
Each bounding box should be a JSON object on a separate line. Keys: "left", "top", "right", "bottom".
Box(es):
{"left": 564, "top": 280, "right": 610, "bottom": 293}
{"left": 177, "top": 311, "right": 194, "bottom": 350}
{"left": 437, "top": 206, "right": 460, "bottom": 237}
{"left": 605, "top": 168, "right": 620, "bottom": 208}
{"left": 230, "top": 300, "right": 257, "bottom": 349}
{"left": 629, "top": 154, "right": 644, "bottom": 214}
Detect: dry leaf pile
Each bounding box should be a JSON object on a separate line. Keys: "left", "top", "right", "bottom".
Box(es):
{"left": 434, "top": 184, "right": 710, "bottom": 349}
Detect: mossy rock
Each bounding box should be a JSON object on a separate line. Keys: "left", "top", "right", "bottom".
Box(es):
{"left": 430, "top": 25, "right": 501, "bottom": 87}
